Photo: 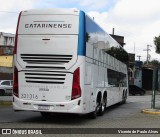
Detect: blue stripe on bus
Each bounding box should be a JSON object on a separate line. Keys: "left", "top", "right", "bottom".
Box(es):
{"left": 78, "top": 11, "right": 86, "bottom": 56}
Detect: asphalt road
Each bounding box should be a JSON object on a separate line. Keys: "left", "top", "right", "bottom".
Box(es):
{"left": 0, "top": 95, "right": 160, "bottom": 137}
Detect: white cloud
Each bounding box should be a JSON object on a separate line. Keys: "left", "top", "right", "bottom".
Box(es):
{"left": 80, "top": 0, "right": 111, "bottom": 11}
{"left": 87, "top": 0, "right": 160, "bottom": 61}
{"left": 0, "top": 0, "right": 34, "bottom": 12}
{"left": 112, "top": 0, "right": 160, "bottom": 20}
{"left": 0, "top": 0, "right": 34, "bottom": 33}
{"left": 0, "top": 0, "right": 160, "bottom": 61}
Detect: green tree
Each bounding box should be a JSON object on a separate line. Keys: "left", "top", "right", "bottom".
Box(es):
{"left": 151, "top": 60, "right": 160, "bottom": 68}
{"left": 144, "top": 60, "right": 160, "bottom": 68}
{"left": 154, "top": 35, "right": 160, "bottom": 53}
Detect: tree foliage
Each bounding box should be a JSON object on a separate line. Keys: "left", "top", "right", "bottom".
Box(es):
{"left": 154, "top": 35, "right": 160, "bottom": 54}
{"left": 144, "top": 60, "right": 160, "bottom": 68}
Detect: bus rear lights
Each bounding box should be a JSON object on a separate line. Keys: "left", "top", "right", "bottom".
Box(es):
{"left": 71, "top": 85, "right": 81, "bottom": 100}
{"left": 71, "top": 68, "right": 81, "bottom": 100}
{"left": 13, "top": 67, "right": 19, "bottom": 97}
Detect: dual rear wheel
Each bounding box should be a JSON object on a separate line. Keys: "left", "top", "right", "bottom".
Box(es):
{"left": 89, "top": 96, "right": 107, "bottom": 119}
{"left": 41, "top": 95, "right": 108, "bottom": 119}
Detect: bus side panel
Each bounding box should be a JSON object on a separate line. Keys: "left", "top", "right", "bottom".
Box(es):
{"left": 85, "top": 14, "right": 129, "bottom": 111}
{"left": 85, "top": 40, "right": 98, "bottom": 112}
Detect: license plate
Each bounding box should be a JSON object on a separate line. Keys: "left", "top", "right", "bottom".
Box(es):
{"left": 38, "top": 105, "right": 50, "bottom": 110}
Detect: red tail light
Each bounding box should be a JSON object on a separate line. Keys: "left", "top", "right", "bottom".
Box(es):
{"left": 13, "top": 67, "right": 19, "bottom": 97}
{"left": 71, "top": 67, "right": 81, "bottom": 100}
{"left": 14, "top": 11, "right": 22, "bottom": 54}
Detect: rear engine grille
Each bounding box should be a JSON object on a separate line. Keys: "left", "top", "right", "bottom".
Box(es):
{"left": 26, "top": 66, "right": 65, "bottom": 69}
{"left": 21, "top": 54, "right": 73, "bottom": 64}
{"left": 25, "top": 72, "right": 66, "bottom": 84}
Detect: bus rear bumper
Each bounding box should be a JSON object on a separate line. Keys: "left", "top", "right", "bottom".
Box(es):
{"left": 13, "top": 95, "right": 87, "bottom": 114}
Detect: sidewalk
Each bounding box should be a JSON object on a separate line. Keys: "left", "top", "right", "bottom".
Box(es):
{"left": 145, "top": 90, "right": 160, "bottom": 95}
{"left": 142, "top": 108, "right": 160, "bottom": 114}
{"left": 142, "top": 91, "right": 160, "bottom": 115}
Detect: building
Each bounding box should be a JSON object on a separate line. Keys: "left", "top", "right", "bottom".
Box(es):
{"left": 0, "top": 32, "right": 14, "bottom": 80}
{"left": 0, "top": 32, "right": 15, "bottom": 55}
{"left": 128, "top": 53, "right": 135, "bottom": 85}
{"left": 109, "top": 28, "right": 125, "bottom": 47}
{"left": 134, "top": 61, "right": 143, "bottom": 88}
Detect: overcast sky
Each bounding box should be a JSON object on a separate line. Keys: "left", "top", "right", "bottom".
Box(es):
{"left": 0, "top": 0, "right": 160, "bottom": 61}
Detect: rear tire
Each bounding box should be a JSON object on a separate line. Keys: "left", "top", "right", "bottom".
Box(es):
{"left": 97, "top": 103, "right": 104, "bottom": 116}
{"left": 102, "top": 96, "right": 107, "bottom": 110}
{"left": 89, "top": 99, "right": 105, "bottom": 118}
{"left": 121, "top": 91, "right": 127, "bottom": 104}
{"left": 98, "top": 96, "right": 107, "bottom": 116}
{"left": 89, "top": 109, "right": 97, "bottom": 119}
{"left": 88, "top": 102, "right": 99, "bottom": 119}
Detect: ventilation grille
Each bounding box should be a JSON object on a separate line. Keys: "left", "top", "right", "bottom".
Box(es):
{"left": 25, "top": 72, "right": 66, "bottom": 84}
{"left": 21, "top": 54, "right": 73, "bottom": 64}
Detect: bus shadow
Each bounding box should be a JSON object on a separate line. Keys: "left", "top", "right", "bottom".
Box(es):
{"left": 20, "top": 103, "right": 124, "bottom": 124}
{"left": 20, "top": 112, "right": 91, "bottom": 125}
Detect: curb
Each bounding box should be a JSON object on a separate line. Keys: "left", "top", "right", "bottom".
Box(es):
{"left": 141, "top": 109, "right": 160, "bottom": 115}
{"left": 0, "top": 101, "right": 12, "bottom": 106}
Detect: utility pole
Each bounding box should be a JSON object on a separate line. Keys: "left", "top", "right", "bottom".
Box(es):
{"left": 144, "top": 45, "right": 152, "bottom": 65}
{"left": 137, "top": 55, "right": 141, "bottom": 61}
{"left": 151, "top": 68, "right": 157, "bottom": 109}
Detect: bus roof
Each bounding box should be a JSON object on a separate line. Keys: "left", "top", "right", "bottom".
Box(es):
{"left": 21, "top": 8, "right": 80, "bottom": 16}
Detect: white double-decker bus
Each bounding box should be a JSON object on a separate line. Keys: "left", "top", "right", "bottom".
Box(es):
{"left": 13, "top": 8, "right": 129, "bottom": 118}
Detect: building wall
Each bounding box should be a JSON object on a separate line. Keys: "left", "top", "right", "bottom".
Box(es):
{"left": 158, "top": 69, "right": 160, "bottom": 91}
{"left": 0, "top": 55, "right": 13, "bottom": 67}
{"left": 0, "top": 32, "right": 15, "bottom": 55}
{"left": 0, "top": 66, "right": 13, "bottom": 80}
{"left": 0, "top": 32, "right": 15, "bottom": 46}
{"left": 0, "top": 32, "right": 14, "bottom": 80}
{"left": 0, "top": 73, "right": 13, "bottom": 80}
{"left": 134, "top": 69, "right": 142, "bottom": 88}
{"left": 142, "top": 69, "right": 153, "bottom": 90}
